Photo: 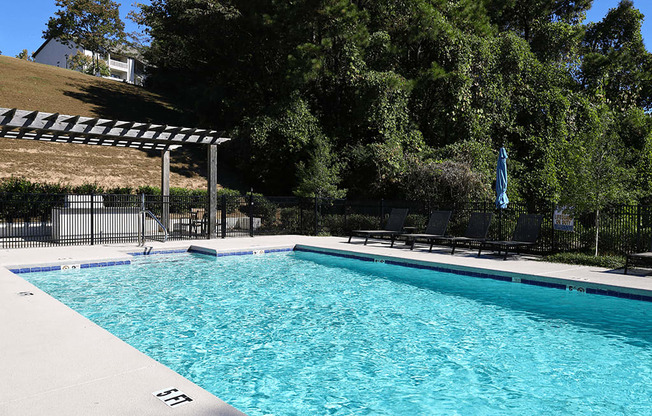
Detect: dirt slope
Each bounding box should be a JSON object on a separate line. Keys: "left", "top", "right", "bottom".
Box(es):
{"left": 0, "top": 55, "right": 210, "bottom": 189}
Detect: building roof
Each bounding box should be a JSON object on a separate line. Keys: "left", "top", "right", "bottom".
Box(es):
{"left": 32, "top": 38, "right": 56, "bottom": 58}
{"left": 33, "top": 38, "right": 145, "bottom": 64}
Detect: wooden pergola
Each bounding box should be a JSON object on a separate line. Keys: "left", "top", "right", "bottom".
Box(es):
{"left": 0, "top": 107, "right": 230, "bottom": 238}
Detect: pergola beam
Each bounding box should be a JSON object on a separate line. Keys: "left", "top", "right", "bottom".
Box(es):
{"left": 0, "top": 108, "right": 229, "bottom": 149}
{"left": 1, "top": 129, "right": 172, "bottom": 151}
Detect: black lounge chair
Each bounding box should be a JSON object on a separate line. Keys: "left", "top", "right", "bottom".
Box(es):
{"left": 624, "top": 236, "right": 652, "bottom": 274}
{"left": 397, "top": 211, "right": 452, "bottom": 250}
{"left": 479, "top": 214, "right": 543, "bottom": 260}
{"left": 436, "top": 212, "right": 493, "bottom": 254}
{"left": 348, "top": 208, "right": 409, "bottom": 246}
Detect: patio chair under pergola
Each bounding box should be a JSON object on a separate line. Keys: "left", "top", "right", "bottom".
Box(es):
{"left": 0, "top": 107, "right": 230, "bottom": 238}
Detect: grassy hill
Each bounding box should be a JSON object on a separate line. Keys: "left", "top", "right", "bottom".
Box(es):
{"left": 0, "top": 56, "right": 211, "bottom": 190}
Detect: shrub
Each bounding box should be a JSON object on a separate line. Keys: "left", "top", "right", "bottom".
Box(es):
{"left": 106, "top": 186, "right": 134, "bottom": 195}
{"left": 278, "top": 207, "right": 301, "bottom": 233}
{"left": 321, "top": 214, "right": 345, "bottom": 236}
{"left": 72, "top": 183, "right": 105, "bottom": 194}
{"left": 541, "top": 252, "right": 625, "bottom": 269}
{"left": 137, "top": 185, "right": 160, "bottom": 195}
{"left": 218, "top": 188, "right": 242, "bottom": 214}
{"left": 251, "top": 193, "right": 278, "bottom": 227}
{"left": 343, "top": 214, "right": 378, "bottom": 233}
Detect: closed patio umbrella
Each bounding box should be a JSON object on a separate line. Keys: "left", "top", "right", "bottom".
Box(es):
{"left": 495, "top": 147, "right": 509, "bottom": 209}
{"left": 495, "top": 147, "right": 509, "bottom": 242}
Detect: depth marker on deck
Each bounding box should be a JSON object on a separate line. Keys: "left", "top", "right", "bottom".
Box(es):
{"left": 153, "top": 387, "right": 194, "bottom": 407}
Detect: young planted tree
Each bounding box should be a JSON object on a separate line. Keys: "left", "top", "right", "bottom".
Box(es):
{"left": 68, "top": 51, "right": 110, "bottom": 76}
{"left": 561, "top": 101, "right": 634, "bottom": 256}
{"left": 44, "top": 0, "right": 125, "bottom": 76}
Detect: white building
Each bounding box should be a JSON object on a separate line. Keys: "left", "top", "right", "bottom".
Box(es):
{"left": 33, "top": 38, "right": 146, "bottom": 86}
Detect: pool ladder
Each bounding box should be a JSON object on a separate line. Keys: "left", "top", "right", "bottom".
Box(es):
{"left": 138, "top": 209, "right": 169, "bottom": 246}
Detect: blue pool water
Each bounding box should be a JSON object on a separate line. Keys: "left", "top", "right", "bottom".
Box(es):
{"left": 24, "top": 251, "right": 652, "bottom": 415}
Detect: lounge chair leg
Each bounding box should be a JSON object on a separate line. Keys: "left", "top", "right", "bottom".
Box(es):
{"left": 364, "top": 236, "right": 369, "bottom": 245}
{"left": 348, "top": 235, "right": 352, "bottom": 243}
{"left": 391, "top": 236, "right": 395, "bottom": 248}
{"left": 410, "top": 239, "right": 415, "bottom": 250}
{"left": 429, "top": 242, "right": 434, "bottom": 252}
{"left": 624, "top": 256, "right": 629, "bottom": 275}
{"left": 478, "top": 244, "right": 482, "bottom": 257}
{"left": 451, "top": 242, "right": 456, "bottom": 255}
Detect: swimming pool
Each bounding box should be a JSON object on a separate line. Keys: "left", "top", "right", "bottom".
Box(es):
{"left": 23, "top": 250, "right": 652, "bottom": 415}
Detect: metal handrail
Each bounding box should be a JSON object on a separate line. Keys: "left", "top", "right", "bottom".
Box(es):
{"left": 139, "top": 209, "right": 168, "bottom": 246}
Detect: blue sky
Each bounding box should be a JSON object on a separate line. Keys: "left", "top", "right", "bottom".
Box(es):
{"left": 0, "top": 0, "right": 651, "bottom": 58}
{"left": 0, "top": 1, "right": 149, "bottom": 58}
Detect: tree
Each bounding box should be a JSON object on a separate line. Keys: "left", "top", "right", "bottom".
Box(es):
{"left": 134, "top": 0, "right": 652, "bottom": 207}
{"left": 560, "top": 100, "right": 634, "bottom": 256}
{"left": 581, "top": 0, "right": 652, "bottom": 111}
{"left": 44, "top": 0, "right": 125, "bottom": 75}
{"left": 15, "top": 49, "right": 33, "bottom": 61}
{"left": 484, "top": 0, "right": 591, "bottom": 42}
{"left": 68, "top": 50, "right": 110, "bottom": 76}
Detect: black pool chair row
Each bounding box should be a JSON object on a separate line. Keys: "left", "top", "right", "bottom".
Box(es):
{"left": 348, "top": 209, "right": 543, "bottom": 259}
{"left": 479, "top": 214, "right": 543, "bottom": 260}
{"left": 624, "top": 236, "right": 652, "bottom": 274}
{"left": 401, "top": 210, "right": 452, "bottom": 250}
{"left": 347, "top": 208, "right": 409, "bottom": 247}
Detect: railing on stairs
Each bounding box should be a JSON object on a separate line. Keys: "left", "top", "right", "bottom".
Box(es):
{"left": 138, "top": 209, "right": 168, "bottom": 246}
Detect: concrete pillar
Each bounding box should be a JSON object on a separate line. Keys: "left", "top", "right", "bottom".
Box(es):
{"left": 161, "top": 149, "right": 170, "bottom": 229}
{"left": 207, "top": 144, "right": 218, "bottom": 238}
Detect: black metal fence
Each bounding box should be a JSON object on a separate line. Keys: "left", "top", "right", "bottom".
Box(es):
{"left": 1, "top": 192, "right": 651, "bottom": 255}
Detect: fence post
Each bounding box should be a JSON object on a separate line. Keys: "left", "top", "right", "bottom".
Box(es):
{"left": 300, "top": 198, "right": 304, "bottom": 234}
{"left": 314, "top": 196, "right": 319, "bottom": 236}
{"left": 137, "top": 194, "right": 143, "bottom": 245}
{"left": 551, "top": 202, "right": 556, "bottom": 254}
{"left": 221, "top": 194, "right": 227, "bottom": 238}
{"left": 636, "top": 204, "right": 642, "bottom": 252}
{"left": 249, "top": 191, "right": 254, "bottom": 237}
{"left": 90, "top": 193, "right": 95, "bottom": 245}
{"left": 343, "top": 198, "right": 348, "bottom": 234}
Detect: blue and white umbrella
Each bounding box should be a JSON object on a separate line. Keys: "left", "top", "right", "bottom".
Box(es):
{"left": 495, "top": 147, "right": 509, "bottom": 209}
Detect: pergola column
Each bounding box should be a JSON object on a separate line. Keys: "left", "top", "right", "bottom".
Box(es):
{"left": 207, "top": 144, "right": 218, "bottom": 238}
{"left": 161, "top": 149, "right": 170, "bottom": 229}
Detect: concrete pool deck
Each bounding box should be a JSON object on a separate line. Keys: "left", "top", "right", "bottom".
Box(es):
{"left": 1, "top": 235, "right": 651, "bottom": 415}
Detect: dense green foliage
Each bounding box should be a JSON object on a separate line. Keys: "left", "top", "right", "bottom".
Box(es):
{"left": 0, "top": 177, "right": 131, "bottom": 195}
{"left": 134, "top": 0, "right": 652, "bottom": 209}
